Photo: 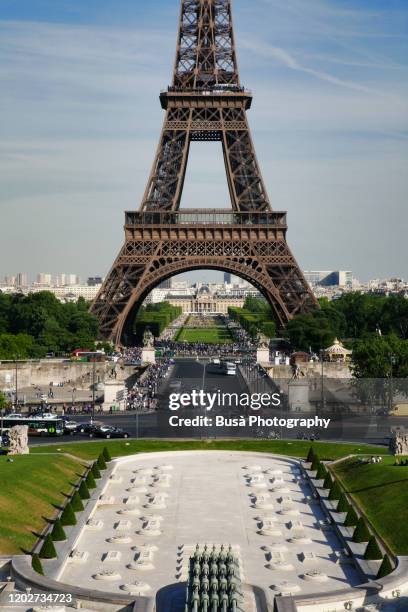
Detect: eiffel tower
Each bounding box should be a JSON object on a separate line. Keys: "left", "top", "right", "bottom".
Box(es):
{"left": 91, "top": 0, "right": 318, "bottom": 345}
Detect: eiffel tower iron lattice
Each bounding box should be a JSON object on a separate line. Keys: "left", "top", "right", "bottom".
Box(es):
{"left": 91, "top": 0, "right": 318, "bottom": 345}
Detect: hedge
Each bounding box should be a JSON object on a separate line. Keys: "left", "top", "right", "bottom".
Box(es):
{"left": 323, "top": 472, "right": 333, "bottom": 489}
{"left": 102, "top": 446, "right": 112, "bottom": 462}
{"left": 92, "top": 463, "right": 101, "bottom": 479}
{"left": 377, "top": 554, "right": 393, "bottom": 578}
{"left": 32, "top": 553, "right": 44, "bottom": 575}
{"left": 353, "top": 517, "right": 371, "bottom": 543}
{"left": 97, "top": 453, "right": 107, "bottom": 470}
{"left": 39, "top": 534, "right": 57, "bottom": 559}
{"left": 311, "top": 456, "right": 320, "bottom": 472}
{"left": 337, "top": 493, "right": 350, "bottom": 513}
{"left": 86, "top": 470, "right": 97, "bottom": 489}
{"left": 78, "top": 480, "right": 90, "bottom": 500}
{"left": 60, "top": 502, "right": 77, "bottom": 526}
{"left": 344, "top": 506, "right": 359, "bottom": 527}
{"left": 364, "top": 536, "right": 383, "bottom": 560}
{"left": 51, "top": 518, "right": 66, "bottom": 542}
{"left": 306, "top": 447, "right": 315, "bottom": 463}
{"left": 71, "top": 490, "right": 84, "bottom": 512}
{"left": 328, "top": 481, "right": 342, "bottom": 501}
{"left": 316, "top": 463, "right": 327, "bottom": 480}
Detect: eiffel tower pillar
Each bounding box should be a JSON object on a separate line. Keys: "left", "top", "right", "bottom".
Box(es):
{"left": 91, "top": 0, "right": 318, "bottom": 345}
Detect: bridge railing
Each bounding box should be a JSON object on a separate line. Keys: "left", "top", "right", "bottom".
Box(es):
{"left": 125, "top": 210, "right": 287, "bottom": 227}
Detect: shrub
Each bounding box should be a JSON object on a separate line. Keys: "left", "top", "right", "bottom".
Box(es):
{"left": 102, "top": 446, "right": 112, "bottom": 462}
{"left": 78, "top": 480, "right": 90, "bottom": 500}
{"left": 51, "top": 518, "right": 66, "bottom": 542}
{"left": 364, "top": 536, "right": 383, "bottom": 560}
{"left": 60, "top": 502, "right": 77, "bottom": 526}
{"left": 328, "top": 481, "right": 342, "bottom": 501}
{"left": 316, "top": 463, "right": 327, "bottom": 480}
{"left": 377, "top": 554, "right": 393, "bottom": 578}
{"left": 337, "top": 493, "right": 350, "bottom": 513}
{"left": 92, "top": 462, "right": 101, "bottom": 479}
{"left": 353, "top": 517, "right": 371, "bottom": 543}
{"left": 306, "top": 447, "right": 315, "bottom": 463}
{"left": 86, "top": 470, "right": 96, "bottom": 489}
{"left": 323, "top": 472, "right": 333, "bottom": 489}
{"left": 71, "top": 491, "right": 84, "bottom": 512}
{"left": 344, "top": 506, "right": 358, "bottom": 527}
{"left": 39, "top": 534, "right": 57, "bottom": 559}
{"left": 97, "top": 453, "right": 107, "bottom": 470}
{"left": 31, "top": 553, "right": 44, "bottom": 575}
{"left": 311, "top": 456, "right": 320, "bottom": 472}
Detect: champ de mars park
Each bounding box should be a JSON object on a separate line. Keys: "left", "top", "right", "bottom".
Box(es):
{"left": 1, "top": 0, "right": 408, "bottom": 611}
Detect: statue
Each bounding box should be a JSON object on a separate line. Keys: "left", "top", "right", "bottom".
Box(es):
{"left": 8, "top": 425, "right": 29, "bottom": 455}
{"left": 389, "top": 430, "right": 408, "bottom": 456}
{"left": 143, "top": 328, "right": 155, "bottom": 349}
{"left": 255, "top": 331, "right": 269, "bottom": 349}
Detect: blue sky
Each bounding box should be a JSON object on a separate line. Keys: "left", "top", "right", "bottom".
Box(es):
{"left": 0, "top": 0, "right": 407, "bottom": 283}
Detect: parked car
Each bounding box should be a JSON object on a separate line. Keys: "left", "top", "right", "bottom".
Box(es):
{"left": 75, "top": 423, "right": 100, "bottom": 437}
{"left": 95, "top": 426, "right": 130, "bottom": 439}
{"left": 62, "top": 420, "right": 78, "bottom": 435}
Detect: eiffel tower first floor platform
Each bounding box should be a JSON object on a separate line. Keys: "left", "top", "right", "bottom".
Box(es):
{"left": 91, "top": 210, "right": 318, "bottom": 346}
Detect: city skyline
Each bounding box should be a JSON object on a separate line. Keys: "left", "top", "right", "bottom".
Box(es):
{"left": 1, "top": 0, "right": 407, "bottom": 281}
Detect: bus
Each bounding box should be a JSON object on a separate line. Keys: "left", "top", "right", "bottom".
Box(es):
{"left": 0, "top": 416, "right": 64, "bottom": 437}
{"left": 220, "top": 361, "right": 237, "bottom": 376}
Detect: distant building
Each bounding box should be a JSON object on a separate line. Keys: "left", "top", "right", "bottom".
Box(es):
{"left": 303, "top": 270, "right": 352, "bottom": 289}
{"left": 158, "top": 278, "right": 172, "bottom": 289}
{"left": 166, "top": 284, "right": 250, "bottom": 314}
{"left": 36, "top": 273, "right": 52, "bottom": 286}
{"left": 16, "top": 273, "right": 28, "bottom": 287}
{"left": 87, "top": 276, "right": 103, "bottom": 286}
{"left": 224, "top": 272, "right": 232, "bottom": 284}
{"left": 30, "top": 284, "right": 101, "bottom": 301}
{"left": 4, "top": 275, "right": 16, "bottom": 286}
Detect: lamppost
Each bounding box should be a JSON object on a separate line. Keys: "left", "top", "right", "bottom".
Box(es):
{"left": 319, "top": 348, "right": 324, "bottom": 415}
{"left": 71, "top": 387, "right": 76, "bottom": 413}
{"left": 91, "top": 360, "right": 96, "bottom": 423}
{"left": 389, "top": 354, "right": 396, "bottom": 414}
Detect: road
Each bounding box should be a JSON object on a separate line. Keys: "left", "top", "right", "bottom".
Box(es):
{"left": 28, "top": 358, "right": 402, "bottom": 446}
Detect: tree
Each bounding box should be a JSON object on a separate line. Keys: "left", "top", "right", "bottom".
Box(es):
{"left": 0, "top": 390, "right": 9, "bottom": 411}
{"left": 78, "top": 480, "right": 90, "bottom": 500}
{"left": 353, "top": 517, "right": 371, "bottom": 543}
{"left": 328, "top": 481, "right": 341, "bottom": 501}
{"left": 86, "top": 471, "right": 96, "bottom": 489}
{"left": 344, "top": 506, "right": 358, "bottom": 527}
{"left": 337, "top": 493, "right": 350, "bottom": 513}
{"left": 323, "top": 472, "right": 333, "bottom": 490}
{"left": 91, "top": 463, "right": 101, "bottom": 479}
{"left": 97, "top": 453, "right": 107, "bottom": 470}
{"left": 306, "top": 447, "right": 315, "bottom": 463}
{"left": 102, "top": 446, "right": 112, "bottom": 462}
{"left": 364, "top": 536, "right": 383, "bottom": 560}
{"left": 60, "top": 502, "right": 77, "bottom": 526}
{"left": 352, "top": 334, "right": 408, "bottom": 379}
{"left": 39, "top": 534, "right": 57, "bottom": 559}
{"left": 377, "top": 554, "right": 393, "bottom": 578}
{"left": 31, "top": 553, "right": 44, "bottom": 575}
{"left": 51, "top": 518, "right": 66, "bottom": 542}
{"left": 316, "top": 463, "right": 327, "bottom": 480}
{"left": 71, "top": 491, "right": 84, "bottom": 512}
{"left": 311, "top": 455, "right": 320, "bottom": 472}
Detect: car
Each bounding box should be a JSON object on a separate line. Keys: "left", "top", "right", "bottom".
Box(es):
{"left": 62, "top": 420, "right": 78, "bottom": 434}
{"left": 169, "top": 379, "right": 182, "bottom": 391}
{"left": 76, "top": 423, "right": 100, "bottom": 437}
{"left": 95, "top": 426, "right": 130, "bottom": 439}
{"left": 38, "top": 412, "right": 57, "bottom": 420}
{"left": 6, "top": 413, "right": 23, "bottom": 419}
{"left": 212, "top": 358, "right": 221, "bottom": 365}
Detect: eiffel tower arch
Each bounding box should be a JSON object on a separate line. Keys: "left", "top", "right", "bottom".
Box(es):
{"left": 91, "top": 0, "right": 318, "bottom": 345}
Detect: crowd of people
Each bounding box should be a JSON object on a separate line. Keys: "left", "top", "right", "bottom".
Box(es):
{"left": 124, "top": 354, "right": 174, "bottom": 412}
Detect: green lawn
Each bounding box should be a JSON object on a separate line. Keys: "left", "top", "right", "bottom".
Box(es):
{"left": 0, "top": 454, "right": 87, "bottom": 554}
{"left": 175, "top": 326, "right": 233, "bottom": 344}
{"left": 31, "top": 439, "right": 388, "bottom": 462}
{"left": 332, "top": 456, "right": 408, "bottom": 554}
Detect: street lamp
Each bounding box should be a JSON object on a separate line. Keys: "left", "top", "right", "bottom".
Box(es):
{"left": 319, "top": 349, "right": 325, "bottom": 415}
{"left": 389, "top": 354, "right": 396, "bottom": 413}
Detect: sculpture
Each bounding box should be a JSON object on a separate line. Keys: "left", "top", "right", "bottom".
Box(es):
{"left": 255, "top": 331, "right": 269, "bottom": 349}
{"left": 8, "top": 425, "right": 29, "bottom": 455}
{"left": 143, "top": 328, "right": 155, "bottom": 349}
{"left": 389, "top": 431, "right": 408, "bottom": 456}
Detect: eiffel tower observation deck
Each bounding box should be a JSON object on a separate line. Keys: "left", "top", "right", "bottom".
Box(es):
{"left": 91, "top": 0, "right": 318, "bottom": 345}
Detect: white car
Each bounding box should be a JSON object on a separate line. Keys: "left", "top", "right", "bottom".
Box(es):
{"left": 169, "top": 379, "right": 182, "bottom": 391}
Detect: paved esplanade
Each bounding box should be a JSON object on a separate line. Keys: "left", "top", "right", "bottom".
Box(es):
{"left": 58, "top": 451, "right": 360, "bottom": 609}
